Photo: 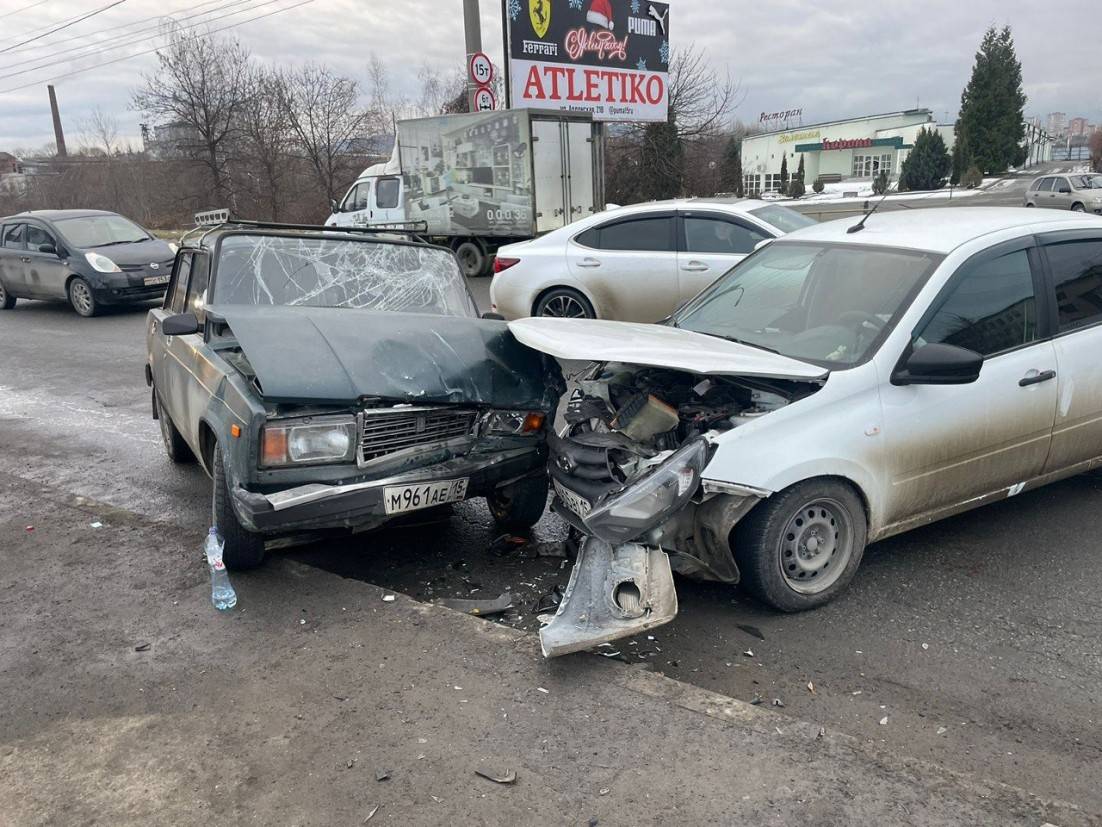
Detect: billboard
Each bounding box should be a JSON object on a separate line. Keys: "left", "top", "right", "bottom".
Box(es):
{"left": 505, "top": 0, "right": 670, "bottom": 123}
{"left": 396, "top": 110, "right": 534, "bottom": 236}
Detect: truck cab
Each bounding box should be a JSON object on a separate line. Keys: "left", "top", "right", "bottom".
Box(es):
{"left": 329, "top": 167, "right": 405, "bottom": 228}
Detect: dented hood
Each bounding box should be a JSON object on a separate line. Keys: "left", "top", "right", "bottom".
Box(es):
{"left": 208, "top": 305, "right": 562, "bottom": 408}
{"left": 507, "top": 318, "right": 827, "bottom": 381}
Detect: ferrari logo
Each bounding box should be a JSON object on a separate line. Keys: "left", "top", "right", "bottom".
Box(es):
{"left": 529, "top": 0, "right": 550, "bottom": 38}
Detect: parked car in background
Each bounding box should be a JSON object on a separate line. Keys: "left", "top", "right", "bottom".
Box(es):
{"left": 0, "top": 209, "right": 176, "bottom": 316}
{"left": 507, "top": 207, "right": 1102, "bottom": 654}
{"left": 146, "top": 213, "right": 563, "bottom": 569}
{"left": 1024, "top": 173, "right": 1102, "bottom": 213}
{"left": 489, "top": 199, "right": 817, "bottom": 323}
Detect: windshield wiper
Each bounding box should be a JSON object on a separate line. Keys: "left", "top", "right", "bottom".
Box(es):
{"left": 698, "top": 331, "right": 782, "bottom": 355}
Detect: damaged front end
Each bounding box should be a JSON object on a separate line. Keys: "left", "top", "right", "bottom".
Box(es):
{"left": 540, "top": 364, "right": 813, "bottom": 657}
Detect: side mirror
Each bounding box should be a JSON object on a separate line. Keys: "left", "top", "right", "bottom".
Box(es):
{"left": 38, "top": 243, "right": 57, "bottom": 256}
{"left": 330, "top": 198, "right": 341, "bottom": 213}
{"left": 481, "top": 311, "right": 505, "bottom": 321}
{"left": 162, "top": 312, "right": 200, "bottom": 336}
{"left": 892, "top": 343, "right": 983, "bottom": 386}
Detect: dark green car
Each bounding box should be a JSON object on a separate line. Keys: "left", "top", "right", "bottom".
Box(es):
{"left": 145, "top": 216, "right": 563, "bottom": 568}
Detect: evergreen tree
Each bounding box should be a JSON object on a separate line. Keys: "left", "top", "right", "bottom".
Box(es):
{"left": 950, "top": 127, "right": 966, "bottom": 185}
{"left": 788, "top": 155, "right": 806, "bottom": 197}
{"left": 778, "top": 154, "right": 788, "bottom": 194}
{"left": 899, "top": 127, "right": 952, "bottom": 190}
{"left": 957, "top": 26, "right": 1027, "bottom": 173}
{"left": 719, "top": 135, "right": 743, "bottom": 196}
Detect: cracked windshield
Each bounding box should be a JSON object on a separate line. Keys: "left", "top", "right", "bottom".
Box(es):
{"left": 672, "top": 242, "right": 940, "bottom": 366}
{"left": 211, "top": 235, "right": 478, "bottom": 316}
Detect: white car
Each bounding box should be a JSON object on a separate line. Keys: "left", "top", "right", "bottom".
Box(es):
{"left": 489, "top": 199, "right": 817, "bottom": 323}
{"left": 505, "top": 207, "right": 1102, "bottom": 655}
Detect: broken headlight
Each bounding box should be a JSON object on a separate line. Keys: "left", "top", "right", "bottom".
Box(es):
{"left": 582, "top": 439, "right": 709, "bottom": 544}
{"left": 485, "top": 410, "right": 546, "bottom": 436}
{"left": 261, "top": 417, "right": 357, "bottom": 467}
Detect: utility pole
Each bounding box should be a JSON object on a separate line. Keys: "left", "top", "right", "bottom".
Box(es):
{"left": 48, "top": 85, "right": 67, "bottom": 157}
{"left": 462, "top": 0, "right": 482, "bottom": 112}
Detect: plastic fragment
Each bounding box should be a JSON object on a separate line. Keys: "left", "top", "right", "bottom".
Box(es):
{"left": 807, "top": 681, "right": 815, "bottom": 694}
{"left": 90, "top": 521, "right": 104, "bottom": 529}
{"left": 475, "top": 767, "right": 517, "bottom": 785}
{"left": 439, "top": 592, "right": 513, "bottom": 616}
{"left": 363, "top": 804, "right": 380, "bottom": 822}
{"left": 879, "top": 716, "right": 889, "bottom": 726}
{"left": 382, "top": 595, "right": 396, "bottom": 602}
{"left": 937, "top": 726, "right": 948, "bottom": 735}
{"left": 743, "top": 649, "right": 754, "bottom": 658}
{"left": 921, "top": 642, "right": 929, "bottom": 650}
{"left": 134, "top": 642, "right": 151, "bottom": 652}
{"left": 771, "top": 698, "right": 785, "bottom": 708}
{"left": 375, "top": 769, "right": 390, "bottom": 782}
{"left": 599, "top": 788, "right": 610, "bottom": 796}
{"left": 536, "top": 687, "right": 549, "bottom": 694}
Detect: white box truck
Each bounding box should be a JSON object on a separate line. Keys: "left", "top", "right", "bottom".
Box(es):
{"left": 325, "top": 109, "right": 604, "bottom": 276}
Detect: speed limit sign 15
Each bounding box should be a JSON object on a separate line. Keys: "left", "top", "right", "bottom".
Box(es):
{"left": 473, "top": 86, "right": 496, "bottom": 112}
{"left": 469, "top": 51, "right": 494, "bottom": 86}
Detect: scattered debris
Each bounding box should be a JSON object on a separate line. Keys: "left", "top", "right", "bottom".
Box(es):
{"left": 771, "top": 698, "right": 785, "bottom": 708}
{"left": 134, "top": 642, "right": 151, "bottom": 652}
{"left": 743, "top": 649, "right": 754, "bottom": 658}
{"left": 536, "top": 687, "right": 549, "bottom": 694}
{"left": 879, "top": 716, "right": 889, "bottom": 726}
{"left": 475, "top": 767, "right": 517, "bottom": 785}
{"left": 533, "top": 540, "right": 568, "bottom": 558}
{"left": 382, "top": 595, "right": 396, "bottom": 602}
{"left": 438, "top": 592, "right": 514, "bottom": 616}
{"left": 816, "top": 726, "right": 826, "bottom": 740}
{"left": 937, "top": 726, "right": 948, "bottom": 735}
{"left": 532, "top": 585, "right": 564, "bottom": 615}
{"left": 749, "top": 695, "right": 763, "bottom": 706}
{"left": 90, "top": 521, "right": 104, "bottom": 529}
{"left": 851, "top": 690, "right": 862, "bottom": 696}
{"left": 599, "top": 788, "right": 610, "bottom": 796}
{"left": 363, "top": 804, "right": 380, "bottom": 822}
{"left": 299, "top": 619, "right": 306, "bottom": 625}
{"left": 375, "top": 769, "right": 390, "bottom": 782}
{"left": 347, "top": 759, "right": 355, "bottom": 769}
{"left": 921, "top": 642, "right": 929, "bottom": 650}
{"left": 489, "top": 533, "right": 529, "bottom": 557}
{"left": 736, "top": 624, "right": 765, "bottom": 640}
{"left": 24, "top": 525, "right": 34, "bottom": 533}
{"left": 807, "top": 681, "right": 815, "bottom": 694}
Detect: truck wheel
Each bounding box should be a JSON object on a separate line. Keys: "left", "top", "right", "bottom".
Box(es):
{"left": 155, "top": 389, "right": 195, "bottom": 464}
{"left": 68, "top": 277, "right": 100, "bottom": 317}
{"left": 454, "top": 240, "right": 488, "bottom": 277}
{"left": 733, "top": 479, "right": 866, "bottom": 612}
{"left": 213, "top": 444, "right": 266, "bottom": 570}
{"left": 0, "top": 282, "right": 15, "bottom": 309}
{"left": 488, "top": 475, "right": 549, "bottom": 532}
{"left": 535, "top": 287, "right": 595, "bottom": 319}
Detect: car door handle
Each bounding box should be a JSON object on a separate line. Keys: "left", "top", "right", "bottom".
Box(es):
{"left": 1019, "top": 369, "right": 1056, "bottom": 387}
{"left": 681, "top": 261, "right": 710, "bottom": 272}
{"left": 577, "top": 257, "right": 601, "bottom": 268}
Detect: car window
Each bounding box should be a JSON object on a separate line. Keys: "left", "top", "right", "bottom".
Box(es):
{"left": 185, "top": 253, "right": 210, "bottom": 320}
{"left": 597, "top": 217, "right": 673, "bottom": 252}
{"left": 25, "top": 224, "right": 54, "bottom": 250}
{"left": 1054, "top": 178, "right": 1071, "bottom": 193}
{"left": 342, "top": 184, "right": 369, "bottom": 213}
{"left": 166, "top": 253, "right": 193, "bottom": 315}
{"left": 1044, "top": 238, "right": 1102, "bottom": 332}
{"left": 915, "top": 249, "right": 1037, "bottom": 356}
{"left": 1037, "top": 178, "right": 1054, "bottom": 192}
{"left": 573, "top": 227, "right": 599, "bottom": 248}
{"left": 2, "top": 223, "right": 25, "bottom": 249}
{"left": 376, "top": 177, "right": 400, "bottom": 209}
{"left": 685, "top": 216, "right": 769, "bottom": 255}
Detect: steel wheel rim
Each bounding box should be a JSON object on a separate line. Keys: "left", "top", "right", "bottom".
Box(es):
{"left": 778, "top": 497, "right": 853, "bottom": 594}
{"left": 457, "top": 246, "right": 480, "bottom": 274}
{"left": 71, "top": 281, "right": 93, "bottom": 314}
{"left": 1072, "top": 203, "right": 1085, "bottom": 212}
{"left": 0, "top": 283, "right": 7, "bottom": 303}
{"left": 541, "top": 294, "right": 588, "bottom": 318}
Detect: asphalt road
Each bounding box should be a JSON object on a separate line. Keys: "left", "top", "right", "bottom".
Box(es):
{"left": 1, "top": 199, "right": 1100, "bottom": 813}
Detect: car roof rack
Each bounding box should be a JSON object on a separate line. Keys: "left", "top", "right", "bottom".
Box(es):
{"left": 180, "top": 211, "right": 430, "bottom": 246}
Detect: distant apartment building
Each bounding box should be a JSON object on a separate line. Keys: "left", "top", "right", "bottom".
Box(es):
{"left": 1069, "top": 117, "right": 1089, "bottom": 136}
{"left": 1047, "top": 112, "right": 1068, "bottom": 137}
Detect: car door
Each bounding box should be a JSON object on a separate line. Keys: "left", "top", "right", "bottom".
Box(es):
{"left": 165, "top": 251, "right": 213, "bottom": 446}
{"left": 149, "top": 251, "right": 193, "bottom": 432}
{"left": 677, "top": 211, "right": 773, "bottom": 304}
{"left": 565, "top": 212, "right": 679, "bottom": 322}
{"left": 332, "top": 182, "right": 370, "bottom": 227}
{"left": 1033, "top": 177, "right": 1054, "bottom": 208}
{"left": 1052, "top": 177, "right": 1074, "bottom": 210}
{"left": 1036, "top": 232, "right": 1102, "bottom": 473}
{"left": 878, "top": 239, "right": 1058, "bottom": 528}
{"left": 0, "top": 223, "right": 28, "bottom": 296}
{"left": 373, "top": 175, "right": 403, "bottom": 224}
{"left": 22, "top": 221, "right": 69, "bottom": 300}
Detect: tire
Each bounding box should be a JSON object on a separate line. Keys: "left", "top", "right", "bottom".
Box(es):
{"left": 1071, "top": 202, "right": 1086, "bottom": 212}
{"left": 155, "top": 389, "right": 195, "bottom": 464}
{"left": 734, "top": 479, "right": 867, "bottom": 612}
{"left": 1025, "top": 202, "right": 1035, "bottom": 207}
{"left": 487, "top": 474, "right": 549, "bottom": 532}
{"left": 534, "top": 287, "right": 595, "bottom": 319}
{"left": 213, "top": 444, "right": 265, "bottom": 570}
{"left": 0, "top": 282, "right": 15, "bottom": 310}
{"left": 453, "top": 240, "right": 487, "bottom": 278}
{"left": 68, "top": 277, "right": 99, "bottom": 317}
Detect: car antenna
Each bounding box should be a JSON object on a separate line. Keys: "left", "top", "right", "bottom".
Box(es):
{"left": 847, "top": 189, "right": 892, "bottom": 234}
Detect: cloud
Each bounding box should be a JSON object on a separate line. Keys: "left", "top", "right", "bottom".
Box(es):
{"left": 0, "top": 0, "right": 1098, "bottom": 149}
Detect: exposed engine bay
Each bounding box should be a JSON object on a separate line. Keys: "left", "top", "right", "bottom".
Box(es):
{"left": 539, "top": 363, "right": 822, "bottom": 657}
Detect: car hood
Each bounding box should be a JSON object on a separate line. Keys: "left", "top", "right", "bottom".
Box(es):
{"left": 507, "top": 318, "right": 827, "bottom": 380}
{"left": 207, "top": 305, "right": 563, "bottom": 408}
{"left": 88, "top": 237, "right": 175, "bottom": 266}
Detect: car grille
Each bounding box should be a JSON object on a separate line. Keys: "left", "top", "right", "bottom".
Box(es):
{"left": 359, "top": 407, "right": 477, "bottom": 462}
{"left": 120, "top": 260, "right": 174, "bottom": 273}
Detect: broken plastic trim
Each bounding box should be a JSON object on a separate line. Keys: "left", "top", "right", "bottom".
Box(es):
{"left": 539, "top": 537, "right": 678, "bottom": 658}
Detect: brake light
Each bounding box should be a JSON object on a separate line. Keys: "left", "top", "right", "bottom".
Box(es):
{"left": 493, "top": 256, "right": 520, "bottom": 274}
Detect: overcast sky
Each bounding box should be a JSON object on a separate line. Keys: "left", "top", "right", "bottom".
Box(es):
{"left": 1, "top": 0, "right": 1100, "bottom": 151}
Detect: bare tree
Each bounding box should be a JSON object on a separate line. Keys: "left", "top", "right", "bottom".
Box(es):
{"left": 238, "top": 68, "right": 294, "bottom": 220}
{"left": 132, "top": 30, "right": 253, "bottom": 205}
{"left": 77, "top": 107, "right": 120, "bottom": 156}
{"left": 282, "top": 62, "right": 375, "bottom": 205}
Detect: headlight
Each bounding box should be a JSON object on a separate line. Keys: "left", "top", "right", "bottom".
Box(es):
{"left": 260, "top": 417, "right": 357, "bottom": 467}
{"left": 84, "top": 252, "right": 121, "bottom": 273}
{"left": 582, "top": 439, "right": 709, "bottom": 544}
{"left": 485, "top": 410, "right": 546, "bottom": 435}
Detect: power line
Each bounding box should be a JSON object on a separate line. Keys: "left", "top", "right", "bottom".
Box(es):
{"left": 0, "top": 0, "right": 255, "bottom": 76}
{"left": 0, "top": 0, "right": 239, "bottom": 58}
{"left": 0, "top": 0, "right": 315, "bottom": 94}
{"left": 0, "top": 0, "right": 129, "bottom": 55}
{"left": 0, "top": 0, "right": 52, "bottom": 21}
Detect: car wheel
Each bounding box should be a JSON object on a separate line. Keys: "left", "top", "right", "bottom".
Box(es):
{"left": 1071, "top": 202, "right": 1086, "bottom": 212}
{"left": 155, "top": 389, "right": 195, "bottom": 464}
{"left": 487, "top": 474, "right": 549, "bottom": 532}
{"left": 734, "top": 479, "right": 867, "bottom": 612}
{"left": 213, "top": 443, "right": 266, "bottom": 570}
{"left": 1025, "top": 202, "right": 1034, "bottom": 207}
{"left": 0, "top": 282, "right": 15, "bottom": 310}
{"left": 534, "top": 288, "right": 595, "bottom": 319}
{"left": 68, "top": 277, "right": 99, "bottom": 317}
{"left": 454, "top": 241, "right": 487, "bottom": 277}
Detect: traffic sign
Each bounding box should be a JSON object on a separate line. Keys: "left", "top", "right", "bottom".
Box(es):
{"left": 473, "top": 86, "right": 497, "bottom": 112}
{"left": 468, "top": 51, "right": 494, "bottom": 86}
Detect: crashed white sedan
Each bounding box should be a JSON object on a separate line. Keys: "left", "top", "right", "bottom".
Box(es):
{"left": 509, "top": 207, "right": 1102, "bottom": 656}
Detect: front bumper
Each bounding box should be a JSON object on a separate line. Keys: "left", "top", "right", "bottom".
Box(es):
{"left": 93, "top": 277, "right": 168, "bottom": 305}
{"left": 232, "top": 446, "right": 544, "bottom": 534}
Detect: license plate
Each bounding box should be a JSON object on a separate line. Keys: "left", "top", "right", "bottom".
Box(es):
{"left": 383, "top": 478, "right": 469, "bottom": 515}
{"left": 144, "top": 275, "right": 170, "bottom": 286}
{"left": 554, "top": 480, "right": 591, "bottom": 518}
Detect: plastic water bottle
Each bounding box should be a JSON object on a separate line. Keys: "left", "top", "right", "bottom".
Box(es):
{"left": 204, "top": 528, "right": 237, "bottom": 611}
